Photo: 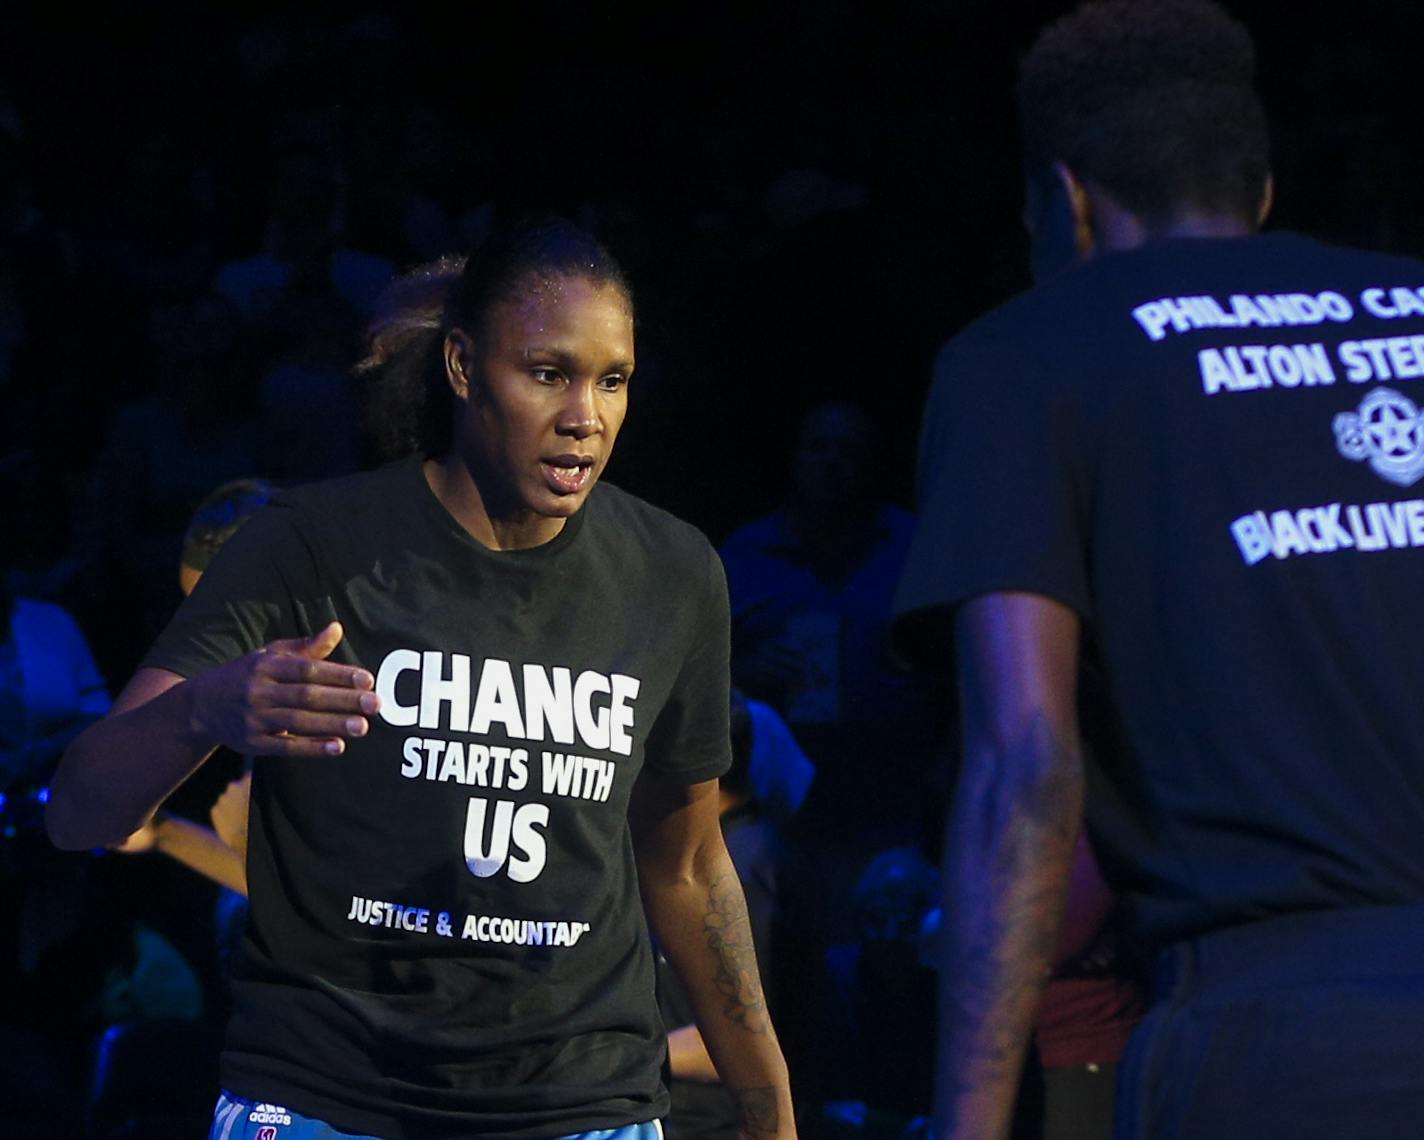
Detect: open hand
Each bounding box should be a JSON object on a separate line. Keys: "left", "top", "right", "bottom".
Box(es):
{"left": 188, "top": 622, "right": 380, "bottom": 757}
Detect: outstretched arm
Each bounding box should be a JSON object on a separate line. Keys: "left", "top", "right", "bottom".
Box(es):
{"left": 47, "top": 622, "right": 378, "bottom": 851}
{"left": 631, "top": 773, "right": 796, "bottom": 1140}
{"left": 114, "top": 810, "right": 249, "bottom": 895}
{"left": 936, "top": 591, "right": 1083, "bottom": 1140}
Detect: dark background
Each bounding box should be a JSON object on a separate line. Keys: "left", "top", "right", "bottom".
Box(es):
{"left": 4, "top": 2, "right": 1420, "bottom": 567}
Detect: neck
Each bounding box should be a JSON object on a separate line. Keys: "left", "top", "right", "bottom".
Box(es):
{"left": 424, "top": 454, "right": 565, "bottom": 551}
{"left": 1094, "top": 202, "right": 1254, "bottom": 255}
{"left": 1151, "top": 214, "right": 1256, "bottom": 241}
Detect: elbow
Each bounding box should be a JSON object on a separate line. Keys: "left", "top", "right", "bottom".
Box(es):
{"left": 45, "top": 793, "right": 96, "bottom": 851}
{"left": 44, "top": 762, "right": 120, "bottom": 852}
{"left": 635, "top": 853, "right": 699, "bottom": 896}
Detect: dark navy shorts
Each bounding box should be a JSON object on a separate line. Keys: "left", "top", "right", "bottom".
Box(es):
{"left": 1114, "top": 905, "right": 1424, "bottom": 1140}
{"left": 209, "top": 1090, "right": 666, "bottom": 1140}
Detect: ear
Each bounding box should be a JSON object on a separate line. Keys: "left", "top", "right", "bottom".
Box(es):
{"left": 444, "top": 329, "right": 476, "bottom": 401}
{"left": 1053, "top": 162, "right": 1096, "bottom": 259}
{"left": 1256, "top": 173, "right": 1275, "bottom": 228}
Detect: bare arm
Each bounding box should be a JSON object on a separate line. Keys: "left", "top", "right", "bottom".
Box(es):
{"left": 667, "top": 1023, "right": 721, "bottom": 1084}
{"left": 210, "top": 771, "right": 252, "bottom": 862}
{"left": 631, "top": 774, "right": 796, "bottom": 1140}
{"left": 116, "top": 811, "right": 249, "bottom": 895}
{"left": 936, "top": 592, "right": 1084, "bottom": 1140}
{"left": 47, "top": 622, "right": 378, "bottom": 851}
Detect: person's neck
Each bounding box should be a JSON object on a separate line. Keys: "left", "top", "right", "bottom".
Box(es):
{"left": 1095, "top": 206, "right": 1254, "bottom": 255}
{"left": 423, "top": 454, "right": 565, "bottom": 551}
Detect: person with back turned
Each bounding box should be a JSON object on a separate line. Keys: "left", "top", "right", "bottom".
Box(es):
{"left": 892, "top": 3, "right": 1424, "bottom": 1137}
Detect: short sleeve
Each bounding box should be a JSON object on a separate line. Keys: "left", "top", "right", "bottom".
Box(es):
{"left": 892, "top": 332, "right": 1092, "bottom": 669}
{"left": 142, "top": 503, "right": 319, "bottom": 679}
{"left": 641, "top": 542, "right": 733, "bottom": 784}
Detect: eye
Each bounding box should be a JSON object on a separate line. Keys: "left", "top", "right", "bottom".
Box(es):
{"left": 531, "top": 367, "right": 562, "bottom": 385}
{"left": 597, "top": 373, "right": 627, "bottom": 392}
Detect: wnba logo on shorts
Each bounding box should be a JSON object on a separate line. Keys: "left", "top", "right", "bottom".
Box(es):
{"left": 257, "top": 1129, "right": 278, "bottom": 1140}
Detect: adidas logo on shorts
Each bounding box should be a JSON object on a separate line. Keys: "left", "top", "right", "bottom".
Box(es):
{"left": 248, "top": 1102, "right": 294, "bottom": 1126}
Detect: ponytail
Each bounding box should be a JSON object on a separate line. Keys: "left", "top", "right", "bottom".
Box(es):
{"left": 356, "top": 255, "right": 466, "bottom": 461}
{"left": 356, "top": 217, "right": 631, "bottom": 462}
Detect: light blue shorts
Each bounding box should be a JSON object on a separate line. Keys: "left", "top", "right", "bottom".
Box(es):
{"left": 210, "top": 1090, "right": 665, "bottom": 1140}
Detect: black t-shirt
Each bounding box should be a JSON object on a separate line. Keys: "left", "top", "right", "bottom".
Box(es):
{"left": 145, "top": 455, "right": 731, "bottom": 1139}
{"left": 895, "top": 232, "right": 1424, "bottom": 952}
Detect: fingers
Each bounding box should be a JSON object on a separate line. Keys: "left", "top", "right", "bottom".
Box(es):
{"left": 249, "top": 731, "right": 353, "bottom": 758}
{"left": 227, "top": 625, "right": 385, "bottom": 757}
{"left": 240, "top": 713, "right": 364, "bottom": 758}
{"left": 251, "top": 706, "right": 372, "bottom": 742}
{"left": 301, "top": 620, "right": 345, "bottom": 661}
{"left": 263, "top": 622, "right": 367, "bottom": 671}
{"left": 256, "top": 680, "right": 380, "bottom": 716}
{"left": 255, "top": 652, "right": 377, "bottom": 695}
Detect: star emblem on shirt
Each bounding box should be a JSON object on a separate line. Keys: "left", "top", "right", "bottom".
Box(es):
{"left": 1333, "top": 388, "right": 1424, "bottom": 487}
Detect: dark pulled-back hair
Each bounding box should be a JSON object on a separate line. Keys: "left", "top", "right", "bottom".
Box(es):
{"left": 1018, "top": 0, "right": 1270, "bottom": 224}
{"left": 358, "top": 218, "right": 632, "bottom": 460}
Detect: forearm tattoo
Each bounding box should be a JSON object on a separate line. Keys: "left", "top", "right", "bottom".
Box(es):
{"left": 703, "top": 869, "right": 772, "bottom": 1035}
{"left": 731, "top": 1085, "right": 780, "bottom": 1138}
{"left": 939, "top": 717, "right": 1081, "bottom": 1130}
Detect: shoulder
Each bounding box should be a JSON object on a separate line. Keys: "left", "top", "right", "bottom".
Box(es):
{"left": 929, "top": 279, "right": 1082, "bottom": 396}
{"left": 921, "top": 288, "right": 1076, "bottom": 443}
{"left": 575, "top": 483, "right": 717, "bottom": 594}
{"left": 275, "top": 459, "right": 412, "bottom": 512}
{"left": 927, "top": 232, "right": 1411, "bottom": 393}
{"left": 192, "top": 462, "right": 419, "bottom": 588}
{"left": 583, "top": 482, "right": 719, "bottom": 574}
{"left": 265, "top": 459, "right": 418, "bottom": 535}
{"left": 1240, "top": 230, "right": 1424, "bottom": 278}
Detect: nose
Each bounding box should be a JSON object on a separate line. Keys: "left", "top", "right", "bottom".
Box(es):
{"left": 556, "top": 380, "right": 600, "bottom": 438}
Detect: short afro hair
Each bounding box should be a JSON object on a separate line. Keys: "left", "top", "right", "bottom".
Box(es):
{"left": 1018, "top": 0, "right": 1270, "bottom": 224}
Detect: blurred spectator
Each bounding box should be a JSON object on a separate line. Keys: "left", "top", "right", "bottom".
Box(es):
{"left": 67, "top": 293, "right": 264, "bottom": 679}
{"left": 814, "top": 847, "right": 939, "bottom": 1140}
{"left": 213, "top": 144, "right": 395, "bottom": 323}
{"left": 84, "top": 128, "right": 218, "bottom": 307}
{"left": 256, "top": 288, "right": 363, "bottom": 483}
{"left": 0, "top": 576, "right": 110, "bottom": 792}
{"left": 720, "top": 400, "right": 943, "bottom": 943}
{"left": 744, "top": 695, "right": 816, "bottom": 825}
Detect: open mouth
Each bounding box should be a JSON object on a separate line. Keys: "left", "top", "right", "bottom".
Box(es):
{"left": 541, "top": 455, "right": 596, "bottom": 494}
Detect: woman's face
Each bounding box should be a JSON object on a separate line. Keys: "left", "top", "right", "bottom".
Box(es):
{"left": 450, "top": 273, "right": 634, "bottom": 530}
